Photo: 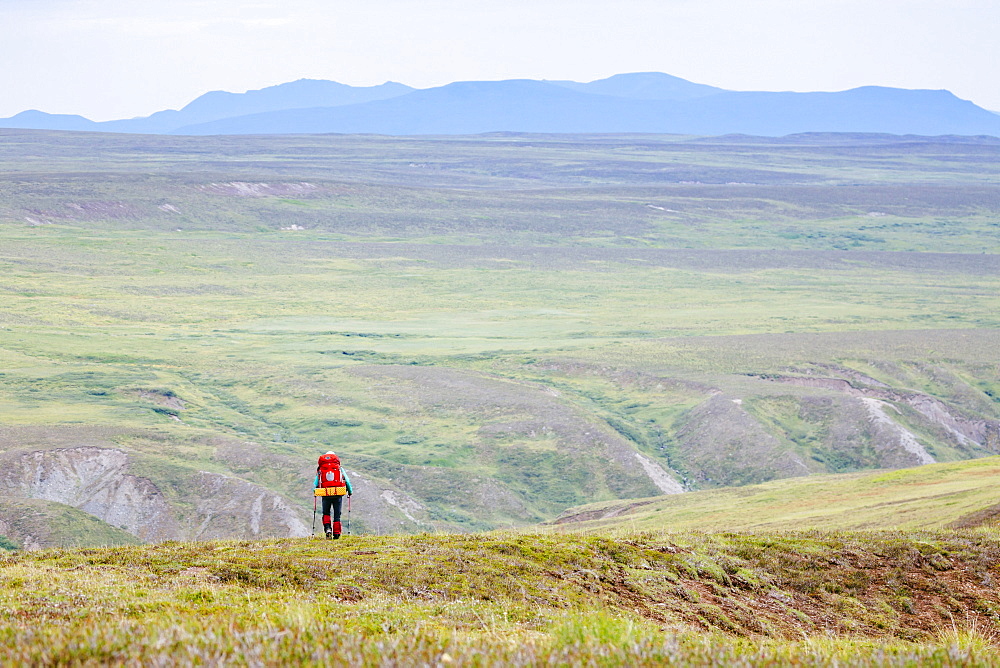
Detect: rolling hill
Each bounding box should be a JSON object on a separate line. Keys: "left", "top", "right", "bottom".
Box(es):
{"left": 550, "top": 456, "right": 1000, "bottom": 533}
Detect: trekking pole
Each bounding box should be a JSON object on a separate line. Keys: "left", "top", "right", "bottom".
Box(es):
{"left": 312, "top": 495, "right": 317, "bottom": 537}
{"left": 347, "top": 495, "right": 352, "bottom": 535}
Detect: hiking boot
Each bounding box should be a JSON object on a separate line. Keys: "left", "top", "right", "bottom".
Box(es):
{"left": 325, "top": 529, "right": 333, "bottom": 539}
{"left": 332, "top": 533, "right": 340, "bottom": 540}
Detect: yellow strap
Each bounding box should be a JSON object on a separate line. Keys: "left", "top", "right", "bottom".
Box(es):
{"left": 314, "top": 487, "right": 347, "bottom": 496}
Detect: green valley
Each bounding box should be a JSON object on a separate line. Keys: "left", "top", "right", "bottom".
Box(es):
{"left": 0, "top": 129, "right": 998, "bottom": 547}
{"left": 2, "top": 128, "right": 1000, "bottom": 664}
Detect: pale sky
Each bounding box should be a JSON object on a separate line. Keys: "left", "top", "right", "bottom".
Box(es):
{"left": 2, "top": 0, "right": 998, "bottom": 121}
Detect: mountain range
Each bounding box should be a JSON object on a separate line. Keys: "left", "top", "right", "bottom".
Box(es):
{"left": 4, "top": 72, "right": 1000, "bottom": 137}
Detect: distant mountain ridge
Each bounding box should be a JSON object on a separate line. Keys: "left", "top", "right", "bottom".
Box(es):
{"left": 3, "top": 72, "right": 999, "bottom": 137}
{"left": 548, "top": 71, "right": 726, "bottom": 100}
{"left": 104, "top": 80, "right": 414, "bottom": 134}
{"left": 0, "top": 79, "right": 414, "bottom": 135}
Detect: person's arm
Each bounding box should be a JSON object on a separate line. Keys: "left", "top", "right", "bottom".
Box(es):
{"left": 344, "top": 470, "right": 353, "bottom": 495}
{"left": 313, "top": 468, "right": 319, "bottom": 488}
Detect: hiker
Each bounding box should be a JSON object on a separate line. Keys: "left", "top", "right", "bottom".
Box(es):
{"left": 315, "top": 451, "right": 353, "bottom": 539}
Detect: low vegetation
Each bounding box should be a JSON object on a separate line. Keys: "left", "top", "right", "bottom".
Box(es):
{"left": 0, "top": 130, "right": 998, "bottom": 662}
{"left": 551, "top": 456, "right": 1000, "bottom": 533}
{"left": 1, "top": 130, "right": 998, "bottom": 543}
{"left": 2, "top": 530, "right": 999, "bottom": 664}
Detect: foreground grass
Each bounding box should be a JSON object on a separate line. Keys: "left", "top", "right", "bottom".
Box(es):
{"left": 2, "top": 531, "right": 999, "bottom": 665}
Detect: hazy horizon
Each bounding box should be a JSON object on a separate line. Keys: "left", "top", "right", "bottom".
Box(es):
{"left": 2, "top": 0, "right": 997, "bottom": 121}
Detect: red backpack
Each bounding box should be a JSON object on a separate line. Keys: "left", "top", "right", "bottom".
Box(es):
{"left": 316, "top": 454, "right": 347, "bottom": 495}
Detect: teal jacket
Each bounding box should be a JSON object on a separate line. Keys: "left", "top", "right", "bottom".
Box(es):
{"left": 314, "top": 469, "right": 353, "bottom": 495}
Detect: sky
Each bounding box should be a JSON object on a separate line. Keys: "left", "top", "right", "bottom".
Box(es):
{"left": 2, "top": 0, "right": 998, "bottom": 121}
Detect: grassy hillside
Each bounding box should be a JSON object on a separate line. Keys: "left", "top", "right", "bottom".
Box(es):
{"left": 2, "top": 531, "right": 999, "bottom": 664}
{"left": 551, "top": 456, "right": 1000, "bottom": 533}
{"left": 1, "top": 130, "right": 998, "bottom": 545}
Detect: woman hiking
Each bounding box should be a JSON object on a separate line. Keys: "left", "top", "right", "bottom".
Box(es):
{"left": 315, "top": 451, "right": 353, "bottom": 539}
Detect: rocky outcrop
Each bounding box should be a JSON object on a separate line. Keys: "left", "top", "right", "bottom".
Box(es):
{"left": 186, "top": 472, "right": 309, "bottom": 540}
{"left": 349, "top": 470, "right": 434, "bottom": 534}
{"left": 860, "top": 398, "right": 936, "bottom": 466}
{"left": 748, "top": 371, "right": 1000, "bottom": 452}
{"left": 197, "top": 182, "right": 318, "bottom": 197}
{"left": 0, "top": 447, "right": 309, "bottom": 546}
{"left": 633, "top": 453, "right": 685, "bottom": 494}
{"left": 902, "top": 394, "right": 997, "bottom": 448}
{"left": 0, "top": 447, "right": 178, "bottom": 541}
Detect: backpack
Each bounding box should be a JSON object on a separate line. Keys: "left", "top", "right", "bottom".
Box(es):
{"left": 316, "top": 453, "right": 347, "bottom": 495}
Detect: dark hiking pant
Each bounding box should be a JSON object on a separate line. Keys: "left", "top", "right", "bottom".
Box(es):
{"left": 321, "top": 495, "right": 343, "bottom": 533}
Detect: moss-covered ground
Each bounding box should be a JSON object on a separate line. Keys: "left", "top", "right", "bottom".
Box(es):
{"left": 2, "top": 530, "right": 1000, "bottom": 665}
